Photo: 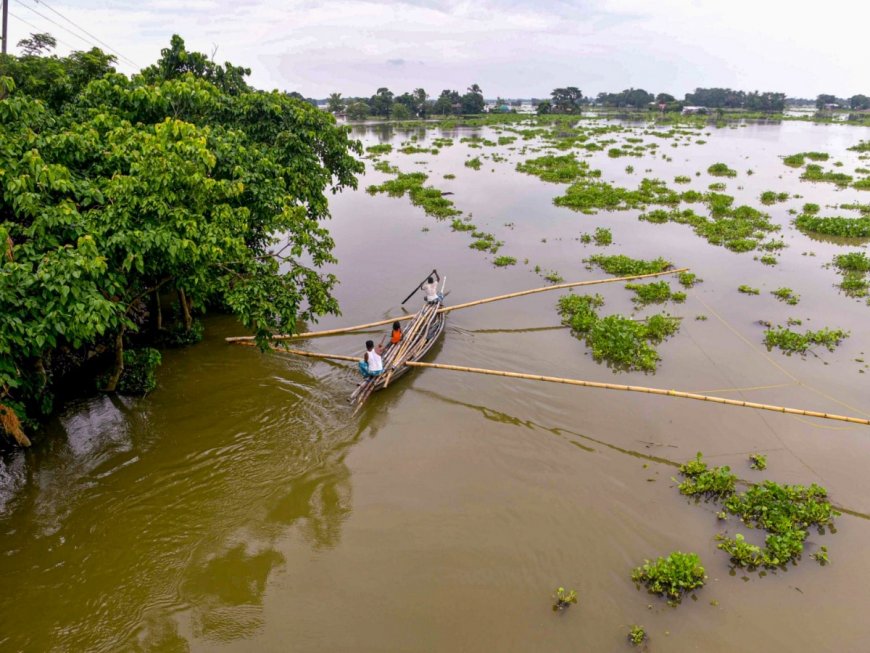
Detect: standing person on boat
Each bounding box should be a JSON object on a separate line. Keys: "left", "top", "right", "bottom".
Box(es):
{"left": 358, "top": 340, "right": 384, "bottom": 377}
{"left": 390, "top": 321, "right": 403, "bottom": 345}
{"left": 420, "top": 271, "right": 442, "bottom": 304}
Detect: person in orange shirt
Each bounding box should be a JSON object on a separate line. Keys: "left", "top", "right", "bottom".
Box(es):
{"left": 390, "top": 321, "right": 402, "bottom": 345}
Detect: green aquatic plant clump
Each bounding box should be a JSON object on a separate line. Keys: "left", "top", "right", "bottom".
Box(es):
{"left": 749, "top": 453, "right": 768, "bottom": 470}
{"left": 631, "top": 552, "right": 706, "bottom": 602}
{"left": 760, "top": 190, "right": 789, "bottom": 205}
{"left": 492, "top": 255, "right": 517, "bottom": 267}
{"left": 516, "top": 154, "right": 598, "bottom": 183}
{"left": 678, "top": 272, "right": 701, "bottom": 287}
{"left": 366, "top": 143, "right": 393, "bottom": 155}
{"left": 783, "top": 152, "right": 829, "bottom": 167}
{"left": 796, "top": 214, "right": 870, "bottom": 238}
{"left": 737, "top": 285, "right": 760, "bottom": 295}
{"left": 593, "top": 227, "right": 612, "bottom": 246}
{"left": 625, "top": 281, "right": 686, "bottom": 305}
{"left": 847, "top": 140, "right": 870, "bottom": 153}
{"left": 465, "top": 157, "right": 482, "bottom": 170}
{"left": 801, "top": 164, "right": 853, "bottom": 187}
{"left": 763, "top": 326, "right": 849, "bottom": 355}
{"left": 557, "top": 294, "right": 679, "bottom": 372}
{"left": 677, "top": 453, "right": 737, "bottom": 498}
{"left": 366, "top": 171, "right": 461, "bottom": 219}
{"left": 628, "top": 626, "right": 647, "bottom": 646}
{"left": 553, "top": 177, "right": 681, "bottom": 214}
{"left": 586, "top": 254, "right": 672, "bottom": 276}
{"left": 552, "top": 587, "right": 578, "bottom": 611}
{"left": 707, "top": 162, "right": 738, "bottom": 177}
{"left": 771, "top": 287, "right": 799, "bottom": 305}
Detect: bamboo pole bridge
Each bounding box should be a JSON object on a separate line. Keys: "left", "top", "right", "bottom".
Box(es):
{"left": 225, "top": 270, "right": 870, "bottom": 427}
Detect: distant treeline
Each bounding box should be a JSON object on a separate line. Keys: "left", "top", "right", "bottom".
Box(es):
{"left": 325, "top": 86, "right": 870, "bottom": 118}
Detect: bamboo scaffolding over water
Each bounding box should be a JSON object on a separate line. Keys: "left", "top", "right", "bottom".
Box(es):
{"left": 264, "top": 347, "right": 870, "bottom": 427}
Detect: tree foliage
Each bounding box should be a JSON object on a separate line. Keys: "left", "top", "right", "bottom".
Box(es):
{"left": 0, "top": 35, "right": 363, "bottom": 443}
{"left": 550, "top": 87, "right": 584, "bottom": 113}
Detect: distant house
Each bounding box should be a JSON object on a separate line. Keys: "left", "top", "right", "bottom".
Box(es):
{"left": 682, "top": 106, "right": 708, "bottom": 115}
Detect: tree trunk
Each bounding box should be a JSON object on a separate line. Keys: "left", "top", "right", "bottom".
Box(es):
{"left": 178, "top": 288, "right": 192, "bottom": 331}
{"left": 154, "top": 289, "right": 163, "bottom": 331}
{"left": 103, "top": 328, "right": 126, "bottom": 392}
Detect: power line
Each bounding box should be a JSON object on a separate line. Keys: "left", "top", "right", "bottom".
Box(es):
{"left": 17, "top": 0, "right": 138, "bottom": 67}
{"left": 29, "top": 0, "right": 138, "bottom": 67}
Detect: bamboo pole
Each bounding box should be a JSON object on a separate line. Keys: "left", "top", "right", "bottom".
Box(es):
{"left": 260, "top": 347, "right": 870, "bottom": 426}
{"left": 437, "top": 268, "right": 688, "bottom": 315}
{"left": 405, "top": 362, "right": 870, "bottom": 427}
{"left": 224, "top": 268, "right": 688, "bottom": 344}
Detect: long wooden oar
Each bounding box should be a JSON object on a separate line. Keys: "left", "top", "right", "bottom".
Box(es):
{"left": 224, "top": 268, "right": 689, "bottom": 344}
{"left": 263, "top": 347, "right": 870, "bottom": 427}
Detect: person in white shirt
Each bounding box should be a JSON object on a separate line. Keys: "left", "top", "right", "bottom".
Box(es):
{"left": 420, "top": 270, "right": 442, "bottom": 303}
{"left": 358, "top": 340, "right": 384, "bottom": 377}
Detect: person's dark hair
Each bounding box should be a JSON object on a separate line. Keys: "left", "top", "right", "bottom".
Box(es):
{"left": 427, "top": 276, "right": 434, "bottom": 284}
{"left": 365, "top": 340, "right": 374, "bottom": 350}
{"left": 392, "top": 322, "right": 400, "bottom": 331}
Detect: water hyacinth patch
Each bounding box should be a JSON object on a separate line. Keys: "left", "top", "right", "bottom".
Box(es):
{"left": 631, "top": 552, "right": 706, "bottom": 603}
{"left": 763, "top": 326, "right": 849, "bottom": 355}
{"left": 707, "top": 162, "right": 737, "bottom": 177}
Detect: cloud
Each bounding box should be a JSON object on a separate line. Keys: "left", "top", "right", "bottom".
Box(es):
{"left": 11, "top": 0, "right": 868, "bottom": 98}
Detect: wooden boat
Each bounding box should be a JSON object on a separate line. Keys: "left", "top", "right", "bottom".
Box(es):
{"left": 349, "top": 295, "right": 447, "bottom": 410}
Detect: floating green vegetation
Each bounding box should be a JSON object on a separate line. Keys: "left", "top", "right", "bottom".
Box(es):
{"left": 853, "top": 178, "right": 870, "bottom": 191}
{"left": 366, "top": 171, "right": 461, "bottom": 219}
{"left": 465, "top": 157, "right": 482, "bottom": 170}
{"left": 760, "top": 190, "right": 789, "bottom": 205}
{"left": 593, "top": 227, "right": 612, "bottom": 246}
{"left": 557, "top": 294, "right": 679, "bottom": 372}
{"left": 795, "top": 214, "right": 870, "bottom": 238}
{"left": 811, "top": 546, "right": 829, "bottom": 565}
{"left": 399, "top": 145, "right": 438, "bottom": 155}
{"left": 607, "top": 147, "right": 626, "bottom": 158}
{"left": 763, "top": 326, "right": 849, "bottom": 355}
{"left": 373, "top": 160, "right": 399, "bottom": 174}
{"left": 492, "top": 255, "right": 517, "bottom": 267}
{"left": 553, "top": 177, "right": 681, "bottom": 214}
{"left": 738, "top": 285, "right": 760, "bottom": 295}
{"left": 497, "top": 136, "right": 516, "bottom": 146}
{"left": 718, "top": 481, "right": 838, "bottom": 569}
{"left": 450, "top": 218, "right": 476, "bottom": 232}
{"left": 674, "top": 175, "right": 691, "bottom": 184}
{"left": 783, "top": 152, "right": 829, "bottom": 167}
{"left": 803, "top": 203, "right": 820, "bottom": 215}
{"left": 759, "top": 254, "right": 778, "bottom": 266}
{"left": 628, "top": 626, "right": 647, "bottom": 647}
{"left": 625, "top": 281, "right": 686, "bottom": 306}
{"left": 707, "top": 162, "right": 737, "bottom": 177}
{"left": 552, "top": 587, "right": 578, "bottom": 611}
{"left": 759, "top": 239, "right": 787, "bottom": 251}
{"left": 674, "top": 453, "right": 839, "bottom": 571}
{"left": 631, "top": 552, "right": 706, "bottom": 604}
{"left": 639, "top": 199, "right": 777, "bottom": 253}
{"left": 586, "top": 254, "right": 672, "bottom": 276}
{"left": 800, "top": 164, "right": 853, "bottom": 187}
{"left": 432, "top": 137, "right": 454, "bottom": 148}
{"left": 707, "top": 182, "right": 727, "bottom": 191}
{"left": 832, "top": 252, "right": 870, "bottom": 296}
{"left": 543, "top": 271, "right": 564, "bottom": 284}
{"left": 847, "top": 141, "right": 870, "bottom": 153}
{"left": 677, "top": 453, "right": 737, "bottom": 498}
{"left": 678, "top": 272, "right": 701, "bottom": 287}
{"left": 516, "top": 154, "right": 599, "bottom": 183}
{"left": 443, "top": 173, "right": 456, "bottom": 180}
{"left": 469, "top": 232, "right": 502, "bottom": 253}
{"left": 771, "top": 287, "right": 799, "bottom": 305}
{"left": 366, "top": 143, "right": 393, "bottom": 155}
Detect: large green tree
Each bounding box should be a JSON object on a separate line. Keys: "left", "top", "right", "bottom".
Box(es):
{"left": 551, "top": 87, "right": 584, "bottom": 113}
{"left": 0, "top": 36, "right": 363, "bottom": 443}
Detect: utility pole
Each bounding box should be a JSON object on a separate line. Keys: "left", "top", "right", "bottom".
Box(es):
{"left": 1, "top": 0, "right": 9, "bottom": 55}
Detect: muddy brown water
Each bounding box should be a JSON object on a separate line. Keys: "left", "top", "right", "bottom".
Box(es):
{"left": 2, "top": 119, "right": 870, "bottom": 652}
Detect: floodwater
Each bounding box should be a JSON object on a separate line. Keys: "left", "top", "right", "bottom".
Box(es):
{"left": 2, "top": 117, "right": 870, "bottom": 652}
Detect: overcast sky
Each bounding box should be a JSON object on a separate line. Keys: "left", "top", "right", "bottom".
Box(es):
{"left": 7, "top": 0, "right": 868, "bottom": 98}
